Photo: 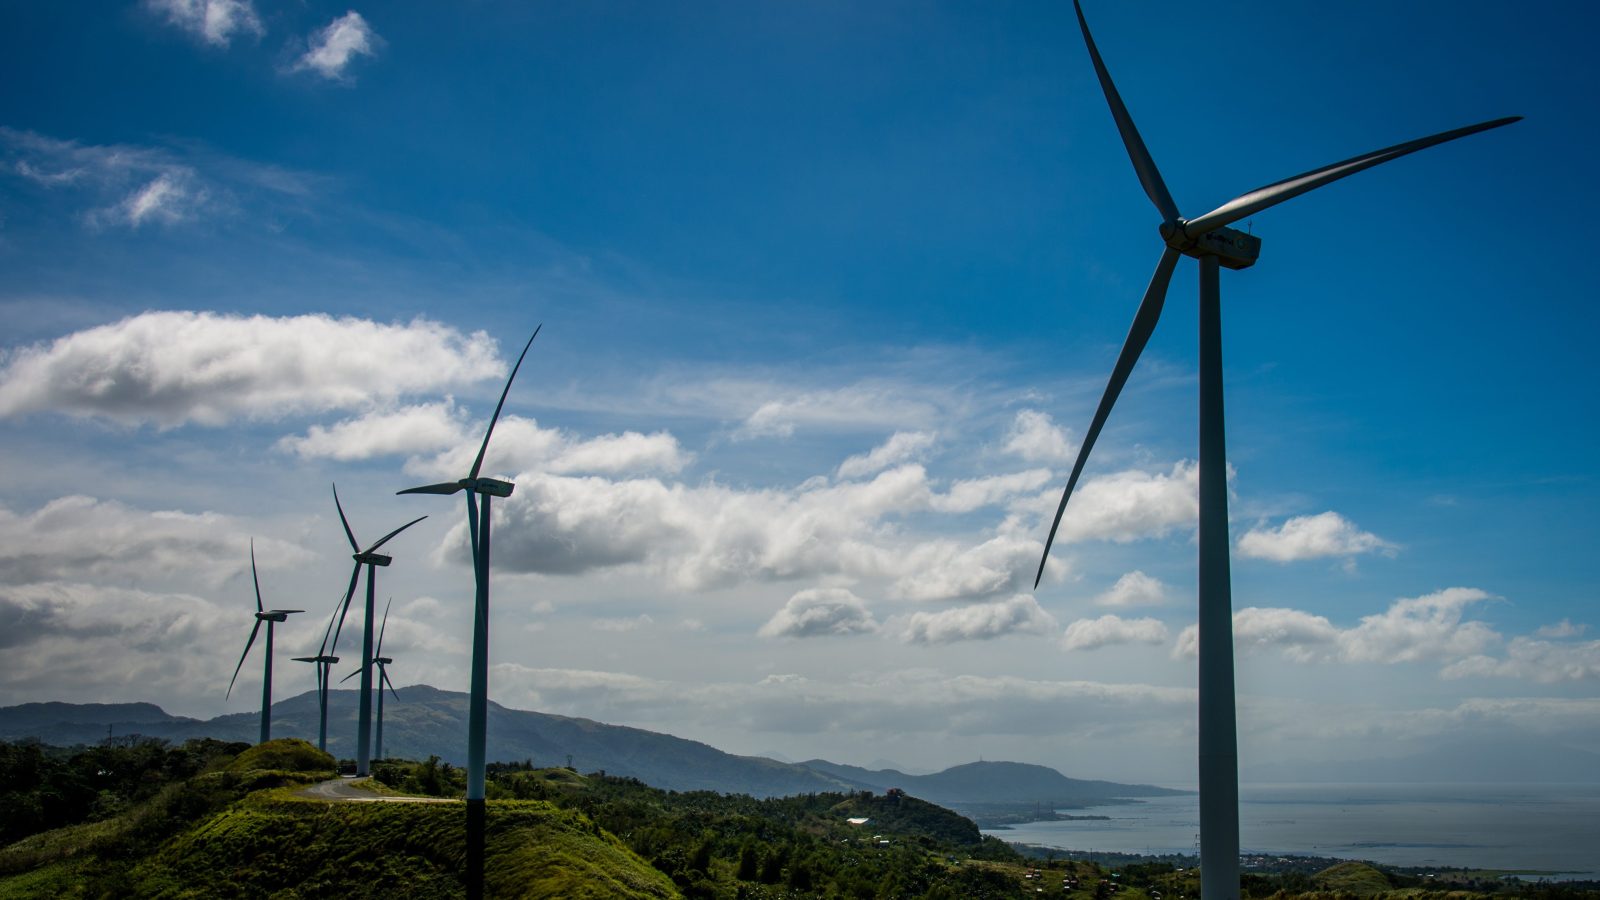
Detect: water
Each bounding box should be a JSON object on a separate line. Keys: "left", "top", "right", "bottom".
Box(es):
{"left": 983, "top": 783, "right": 1600, "bottom": 879}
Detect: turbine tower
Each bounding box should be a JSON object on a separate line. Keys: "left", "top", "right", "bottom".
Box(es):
{"left": 330, "top": 485, "right": 425, "bottom": 777}
{"left": 1036, "top": 5, "right": 1518, "bottom": 899}
{"left": 292, "top": 593, "right": 345, "bottom": 753}
{"left": 399, "top": 325, "right": 540, "bottom": 900}
{"left": 226, "top": 541, "right": 303, "bottom": 744}
{"left": 342, "top": 598, "right": 399, "bottom": 760}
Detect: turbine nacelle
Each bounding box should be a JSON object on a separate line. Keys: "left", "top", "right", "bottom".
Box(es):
{"left": 257, "top": 609, "right": 302, "bottom": 622}
{"left": 354, "top": 551, "right": 393, "bottom": 566}
{"left": 468, "top": 477, "right": 514, "bottom": 498}
{"left": 1160, "top": 220, "right": 1261, "bottom": 270}
{"left": 294, "top": 654, "right": 340, "bottom": 664}
{"left": 374, "top": 656, "right": 393, "bottom": 665}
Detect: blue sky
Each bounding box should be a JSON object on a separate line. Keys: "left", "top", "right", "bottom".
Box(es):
{"left": 0, "top": 0, "right": 1595, "bottom": 782}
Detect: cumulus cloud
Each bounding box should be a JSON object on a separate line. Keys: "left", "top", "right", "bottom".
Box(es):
{"left": 1061, "top": 614, "right": 1168, "bottom": 651}
{"left": 1237, "top": 511, "right": 1397, "bottom": 563}
{"left": 1536, "top": 619, "right": 1588, "bottom": 639}
{"left": 145, "top": 0, "right": 263, "bottom": 46}
{"left": 0, "top": 312, "right": 502, "bottom": 427}
{"left": 294, "top": 12, "right": 381, "bottom": 81}
{"left": 398, "top": 415, "right": 690, "bottom": 478}
{"left": 899, "top": 594, "right": 1057, "bottom": 644}
{"left": 838, "top": 431, "right": 935, "bottom": 480}
{"left": 1442, "top": 636, "right": 1600, "bottom": 683}
{"left": 1026, "top": 460, "right": 1199, "bottom": 544}
{"left": 0, "top": 582, "right": 236, "bottom": 699}
{"left": 1172, "top": 588, "right": 1499, "bottom": 668}
{"left": 888, "top": 534, "right": 1042, "bottom": 602}
{"left": 758, "top": 588, "right": 878, "bottom": 639}
{"left": 1094, "top": 570, "right": 1166, "bottom": 608}
{"left": 929, "top": 469, "right": 1052, "bottom": 514}
{"left": 1002, "top": 409, "right": 1074, "bottom": 463}
{"left": 0, "top": 496, "right": 308, "bottom": 588}
{"left": 277, "top": 401, "right": 465, "bottom": 460}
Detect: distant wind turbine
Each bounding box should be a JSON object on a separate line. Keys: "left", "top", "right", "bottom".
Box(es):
{"left": 341, "top": 598, "right": 399, "bottom": 761}
{"left": 399, "top": 325, "right": 540, "bottom": 900}
{"left": 226, "top": 541, "right": 303, "bottom": 744}
{"left": 292, "top": 592, "right": 345, "bottom": 753}
{"left": 1035, "top": 5, "right": 1518, "bottom": 899}
{"left": 330, "top": 485, "right": 425, "bottom": 777}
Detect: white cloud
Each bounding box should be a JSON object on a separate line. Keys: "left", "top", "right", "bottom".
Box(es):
{"left": 1172, "top": 588, "right": 1499, "bottom": 668}
{"left": 399, "top": 415, "right": 690, "bottom": 478}
{"left": 758, "top": 588, "right": 878, "bottom": 639}
{"left": 294, "top": 11, "right": 381, "bottom": 81}
{"left": 1237, "top": 511, "right": 1397, "bottom": 563}
{"left": 888, "top": 533, "right": 1042, "bottom": 602}
{"left": 146, "top": 0, "right": 263, "bottom": 47}
{"left": 1002, "top": 409, "right": 1074, "bottom": 463}
{"left": 1061, "top": 614, "right": 1168, "bottom": 651}
{"left": 1535, "top": 619, "right": 1588, "bottom": 639}
{"left": 929, "top": 469, "right": 1052, "bottom": 514}
{"left": 736, "top": 383, "right": 942, "bottom": 439}
{"left": 277, "top": 402, "right": 466, "bottom": 461}
{"left": 1034, "top": 460, "right": 1200, "bottom": 544}
{"left": 838, "top": 431, "right": 935, "bottom": 480}
{"left": 1094, "top": 570, "right": 1166, "bottom": 608}
{"left": 0, "top": 495, "right": 309, "bottom": 588}
{"left": 103, "top": 172, "right": 206, "bottom": 228}
{"left": 1441, "top": 637, "right": 1600, "bottom": 683}
{"left": 0, "top": 312, "right": 502, "bottom": 427}
{"left": 899, "top": 594, "right": 1057, "bottom": 644}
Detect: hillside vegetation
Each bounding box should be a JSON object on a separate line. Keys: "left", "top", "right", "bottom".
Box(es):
{"left": 3, "top": 739, "right": 1598, "bottom": 900}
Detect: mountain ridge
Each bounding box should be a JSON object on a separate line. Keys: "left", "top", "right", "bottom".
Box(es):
{"left": 0, "top": 686, "right": 1179, "bottom": 803}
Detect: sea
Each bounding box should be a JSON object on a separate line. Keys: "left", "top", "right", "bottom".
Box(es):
{"left": 983, "top": 783, "right": 1600, "bottom": 880}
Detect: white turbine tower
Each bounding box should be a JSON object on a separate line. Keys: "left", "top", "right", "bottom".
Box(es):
{"left": 1036, "top": 5, "right": 1518, "bottom": 899}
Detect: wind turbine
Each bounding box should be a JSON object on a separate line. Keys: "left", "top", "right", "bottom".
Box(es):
{"left": 341, "top": 598, "right": 400, "bottom": 760}
{"left": 292, "top": 592, "right": 345, "bottom": 753}
{"left": 1035, "top": 5, "right": 1518, "bottom": 899}
{"left": 398, "top": 325, "right": 540, "bottom": 900}
{"left": 330, "top": 485, "right": 426, "bottom": 777}
{"left": 226, "top": 541, "right": 303, "bottom": 744}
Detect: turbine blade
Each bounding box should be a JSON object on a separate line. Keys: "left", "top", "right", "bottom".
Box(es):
{"left": 332, "top": 483, "right": 360, "bottom": 552}
{"left": 466, "top": 489, "right": 482, "bottom": 577}
{"left": 382, "top": 668, "right": 399, "bottom": 700}
{"left": 365, "top": 515, "right": 428, "bottom": 554}
{"left": 375, "top": 598, "right": 391, "bottom": 657}
{"left": 339, "top": 666, "right": 364, "bottom": 684}
{"left": 330, "top": 563, "right": 361, "bottom": 655}
{"left": 1036, "top": 246, "right": 1180, "bottom": 589}
{"left": 1183, "top": 115, "right": 1521, "bottom": 237}
{"left": 397, "top": 482, "right": 463, "bottom": 496}
{"left": 317, "top": 591, "right": 341, "bottom": 656}
{"left": 470, "top": 325, "right": 541, "bottom": 481}
{"left": 1074, "top": 0, "right": 1180, "bottom": 222}
{"left": 226, "top": 620, "right": 263, "bottom": 700}
{"left": 250, "top": 539, "right": 263, "bottom": 613}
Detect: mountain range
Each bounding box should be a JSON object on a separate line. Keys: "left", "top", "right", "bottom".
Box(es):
{"left": 0, "top": 685, "right": 1180, "bottom": 805}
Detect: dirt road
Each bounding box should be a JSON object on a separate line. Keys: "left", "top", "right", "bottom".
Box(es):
{"left": 297, "top": 776, "right": 460, "bottom": 804}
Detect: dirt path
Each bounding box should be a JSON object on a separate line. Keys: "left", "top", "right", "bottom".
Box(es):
{"left": 298, "top": 776, "right": 460, "bottom": 804}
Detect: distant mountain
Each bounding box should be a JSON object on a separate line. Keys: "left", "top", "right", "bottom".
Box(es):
{"left": 0, "top": 687, "right": 1180, "bottom": 803}
{"left": 798, "top": 758, "right": 1186, "bottom": 807}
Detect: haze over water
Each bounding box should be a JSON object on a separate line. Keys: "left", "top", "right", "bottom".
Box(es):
{"left": 986, "top": 783, "right": 1600, "bottom": 880}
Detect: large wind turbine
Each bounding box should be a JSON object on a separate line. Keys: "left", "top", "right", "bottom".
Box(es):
{"left": 1036, "top": 5, "right": 1518, "bottom": 899}
{"left": 330, "top": 485, "right": 425, "bottom": 777}
{"left": 399, "top": 325, "right": 540, "bottom": 900}
{"left": 292, "top": 593, "right": 345, "bottom": 752}
{"left": 342, "top": 598, "right": 399, "bottom": 760}
{"left": 226, "top": 541, "right": 303, "bottom": 744}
